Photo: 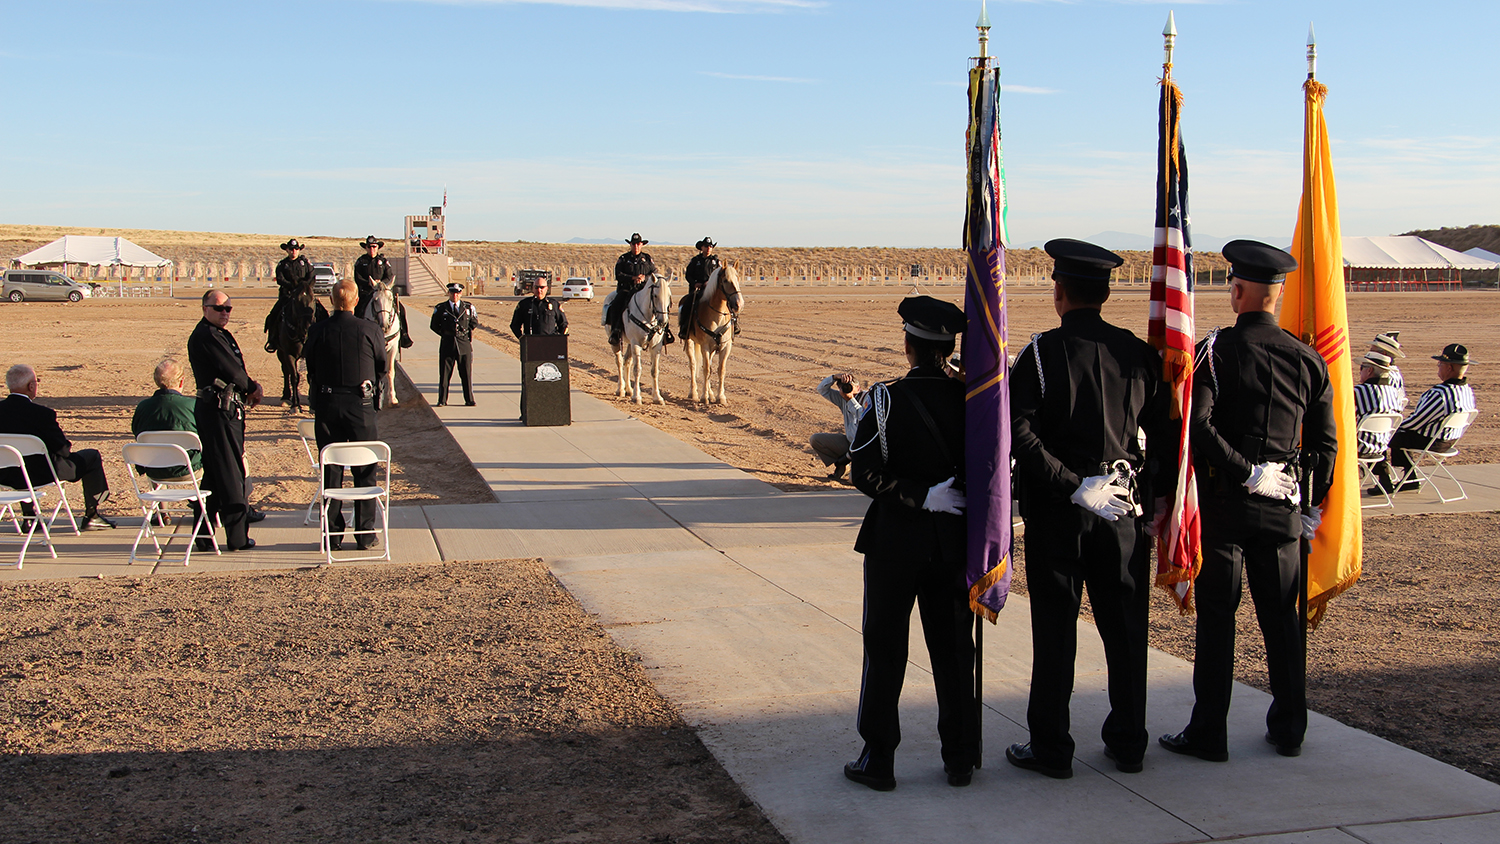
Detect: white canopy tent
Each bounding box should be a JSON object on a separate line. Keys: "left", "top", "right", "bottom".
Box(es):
{"left": 13, "top": 235, "right": 171, "bottom": 270}
{"left": 1463, "top": 246, "right": 1500, "bottom": 265}
{"left": 1341, "top": 236, "right": 1496, "bottom": 290}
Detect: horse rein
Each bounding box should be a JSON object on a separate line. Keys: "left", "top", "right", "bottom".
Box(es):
{"left": 627, "top": 275, "right": 668, "bottom": 342}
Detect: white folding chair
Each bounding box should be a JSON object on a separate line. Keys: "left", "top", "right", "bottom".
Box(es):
{"left": 297, "top": 418, "right": 320, "bottom": 525}
{"left": 0, "top": 444, "right": 58, "bottom": 569}
{"left": 1356, "top": 411, "right": 1403, "bottom": 510}
{"left": 318, "top": 440, "right": 391, "bottom": 565}
{"left": 0, "top": 433, "right": 80, "bottom": 535}
{"left": 135, "top": 430, "right": 204, "bottom": 482}
{"left": 1400, "top": 409, "right": 1479, "bottom": 503}
{"left": 122, "top": 442, "right": 220, "bottom": 566}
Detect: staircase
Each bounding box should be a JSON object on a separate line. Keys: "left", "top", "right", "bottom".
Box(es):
{"left": 400, "top": 253, "right": 448, "bottom": 296}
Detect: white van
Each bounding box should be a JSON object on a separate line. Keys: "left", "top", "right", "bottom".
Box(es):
{"left": 3, "top": 270, "right": 94, "bottom": 303}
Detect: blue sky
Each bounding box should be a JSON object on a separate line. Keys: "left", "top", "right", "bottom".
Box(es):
{"left": 1, "top": 0, "right": 1494, "bottom": 247}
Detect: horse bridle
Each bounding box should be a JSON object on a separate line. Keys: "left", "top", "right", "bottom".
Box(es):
{"left": 696, "top": 271, "right": 740, "bottom": 349}
{"left": 371, "top": 286, "right": 399, "bottom": 339}
{"left": 627, "top": 275, "right": 668, "bottom": 342}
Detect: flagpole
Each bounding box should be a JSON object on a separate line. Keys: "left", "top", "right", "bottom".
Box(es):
{"left": 971, "top": 0, "right": 992, "bottom": 771}
{"left": 1298, "top": 23, "right": 1318, "bottom": 649}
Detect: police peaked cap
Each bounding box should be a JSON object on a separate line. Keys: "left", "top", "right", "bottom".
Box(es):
{"left": 898, "top": 296, "right": 964, "bottom": 341}
{"left": 1434, "top": 343, "right": 1471, "bottom": 364}
{"left": 1371, "top": 332, "right": 1406, "bottom": 358}
{"left": 627, "top": 233, "right": 649, "bottom": 245}
{"left": 280, "top": 238, "right": 305, "bottom": 251}
{"left": 1223, "top": 239, "right": 1298, "bottom": 284}
{"left": 447, "top": 283, "right": 464, "bottom": 293}
{"left": 359, "top": 235, "right": 384, "bottom": 248}
{"left": 1045, "top": 238, "right": 1124, "bottom": 282}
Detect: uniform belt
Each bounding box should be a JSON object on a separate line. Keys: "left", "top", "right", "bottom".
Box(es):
{"left": 319, "top": 385, "right": 365, "bottom": 395}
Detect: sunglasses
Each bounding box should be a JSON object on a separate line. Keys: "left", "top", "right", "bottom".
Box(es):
{"left": 208, "top": 304, "right": 232, "bottom": 313}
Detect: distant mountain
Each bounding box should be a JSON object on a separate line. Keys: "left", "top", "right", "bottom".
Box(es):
{"left": 1012, "top": 231, "right": 1290, "bottom": 253}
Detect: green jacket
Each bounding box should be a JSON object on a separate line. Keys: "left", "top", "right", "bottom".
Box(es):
{"left": 130, "top": 389, "right": 202, "bottom": 480}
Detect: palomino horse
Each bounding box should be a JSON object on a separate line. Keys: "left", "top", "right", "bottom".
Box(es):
{"left": 275, "top": 279, "right": 326, "bottom": 412}
{"left": 602, "top": 273, "right": 672, "bottom": 404}
{"left": 683, "top": 265, "right": 744, "bottom": 405}
{"left": 365, "top": 280, "right": 402, "bottom": 408}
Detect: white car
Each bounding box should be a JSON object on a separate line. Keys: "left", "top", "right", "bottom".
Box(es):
{"left": 559, "top": 277, "right": 594, "bottom": 301}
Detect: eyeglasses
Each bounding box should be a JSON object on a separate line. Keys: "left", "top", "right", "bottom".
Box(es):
{"left": 208, "top": 304, "right": 232, "bottom": 313}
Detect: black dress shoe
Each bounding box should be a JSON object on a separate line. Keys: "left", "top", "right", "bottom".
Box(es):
{"left": 1104, "top": 746, "right": 1144, "bottom": 774}
{"left": 829, "top": 461, "right": 848, "bottom": 481}
{"left": 1005, "top": 742, "right": 1073, "bottom": 779}
{"left": 228, "top": 538, "right": 256, "bottom": 552}
{"left": 328, "top": 537, "right": 342, "bottom": 552}
{"left": 1158, "top": 731, "right": 1228, "bottom": 762}
{"left": 464, "top": 400, "right": 476, "bottom": 406}
{"left": 436, "top": 401, "right": 447, "bottom": 407}
{"left": 356, "top": 535, "right": 382, "bottom": 551}
{"left": 247, "top": 507, "right": 266, "bottom": 523}
{"left": 80, "top": 513, "right": 117, "bottom": 531}
{"left": 944, "top": 764, "right": 973, "bottom": 787}
{"left": 843, "top": 754, "right": 896, "bottom": 792}
{"left": 195, "top": 537, "right": 215, "bottom": 553}
{"left": 1265, "top": 733, "right": 1302, "bottom": 757}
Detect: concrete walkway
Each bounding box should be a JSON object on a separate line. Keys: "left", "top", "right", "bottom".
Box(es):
{"left": 5, "top": 322, "right": 1499, "bottom": 843}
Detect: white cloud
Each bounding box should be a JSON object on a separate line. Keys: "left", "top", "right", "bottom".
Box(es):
{"left": 397, "top": 0, "right": 824, "bottom": 11}
{"left": 1002, "top": 84, "right": 1058, "bottom": 95}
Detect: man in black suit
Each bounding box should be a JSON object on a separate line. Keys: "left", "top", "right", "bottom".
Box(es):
{"left": 431, "top": 282, "right": 481, "bottom": 406}
{"left": 0, "top": 363, "right": 115, "bottom": 530}
{"left": 187, "top": 290, "right": 264, "bottom": 552}
{"left": 843, "top": 295, "right": 975, "bottom": 792}
{"left": 305, "top": 281, "right": 387, "bottom": 551}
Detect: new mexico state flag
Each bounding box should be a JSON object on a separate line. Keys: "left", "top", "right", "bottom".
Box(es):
{"left": 1280, "top": 78, "right": 1361, "bottom": 627}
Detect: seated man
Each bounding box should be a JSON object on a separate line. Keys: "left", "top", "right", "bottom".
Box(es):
{"left": 0, "top": 363, "right": 115, "bottom": 530}
{"left": 809, "top": 371, "right": 866, "bottom": 480}
{"left": 130, "top": 357, "right": 203, "bottom": 483}
{"left": 1374, "top": 343, "right": 1477, "bottom": 493}
{"left": 1369, "top": 331, "right": 1408, "bottom": 398}
{"left": 1353, "top": 351, "right": 1404, "bottom": 458}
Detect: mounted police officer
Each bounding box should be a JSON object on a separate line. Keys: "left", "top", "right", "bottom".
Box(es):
{"left": 433, "top": 282, "right": 482, "bottom": 407}
{"left": 607, "top": 233, "right": 660, "bottom": 346}
{"left": 1160, "top": 239, "right": 1337, "bottom": 763}
{"left": 305, "top": 280, "right": 387, "bottom": 551}
{"left": 843, "top": 295, "right": 976, "bottom": 792}
{"left": 679, "top": 236, "right": 721, "bottom": 338}
{"left": 264, "top": 238, "right": 315, "bottom": 353}
{"left": 1006, "top": 239, "right": 1175, "bottom": 780}
{"left": 187, "top": 289, "right": 264, "bottom": 552}
{"left": 353, "top": 235, "right": 413, "bottom": 350}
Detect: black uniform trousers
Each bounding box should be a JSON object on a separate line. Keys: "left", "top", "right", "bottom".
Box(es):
{"left": 1187, "top": 492, "right": 1306, "bottom": 751}
{"left": 438, "top": 339, "right": 474, "bottom": 405}
{"left": 315, "top": 393, "right": 379, "bottom": 535}
{"left": 857, "top": 553, "right": 979, "bottom": 771}
{"left": 195, "top": 402, "right": 250, "bottom": 549}
{"left": 1025, "top": 515, "right": 1151, "bottom": 767}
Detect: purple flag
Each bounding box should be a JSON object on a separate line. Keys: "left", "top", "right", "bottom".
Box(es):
{"left": 963, "top": 62, "right": 1011, "bottom": 621}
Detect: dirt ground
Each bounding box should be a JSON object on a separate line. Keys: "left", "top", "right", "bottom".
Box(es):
{"left": 0, "top": 288, "right": 1496, "bottom": 841}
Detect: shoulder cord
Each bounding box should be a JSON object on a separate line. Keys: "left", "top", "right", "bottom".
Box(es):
{"left": 1027, "top": 333, "right": 1045, "bottom": 397}
{"left": 1194, "top": 327, "right": 1222, "bottom": 394}
{"left": 849, "top": 381, "right": 892, "bottom": 461}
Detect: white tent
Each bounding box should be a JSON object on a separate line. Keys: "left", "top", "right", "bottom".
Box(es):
{"left": 14, "top": 235, "right": 171, "bottom": 268}
{"left": 1341, "top": 236, "right": 1496, "bottom": 269}
{"left": 1463, "top": 246, "right": 1500, "bottom": 266}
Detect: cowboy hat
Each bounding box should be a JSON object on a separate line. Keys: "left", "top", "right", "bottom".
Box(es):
{"left": 358, "top": 235, "right": 384, "bottom": 248}
{"left": 1371, "top": 331, "right": 1405, "bottom": 358}
{"left": 280, "top": 238, "right": 305, "bottom": 251}
{"left": 1361, "top": 350, "right": 1393, "bottom": 371}
{"left": 626, "top": 233, "right": 649, "bottom": 245}
{"left": 695, "top": 237, "right": 716, "bottom": 249}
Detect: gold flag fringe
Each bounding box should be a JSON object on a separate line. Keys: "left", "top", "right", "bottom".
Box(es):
{"left": 968, "top": 555, "right": 1008, "bottom": 624}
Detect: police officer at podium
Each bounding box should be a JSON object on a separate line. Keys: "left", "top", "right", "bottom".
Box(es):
{"left": 1160, "top": 239, "right": 1337, "bottom": 762}
{"left": 433, "top": 282, "right": 481, "bottom": 407}
{"left": 305, "top": 280, "right": 387, "bottom": 551}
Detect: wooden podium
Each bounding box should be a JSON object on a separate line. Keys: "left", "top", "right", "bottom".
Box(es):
{"left": 519, "top": 335, "right": 571, "bottom": 426}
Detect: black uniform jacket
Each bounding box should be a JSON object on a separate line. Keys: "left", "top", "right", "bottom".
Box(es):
{"left": 353, "top": 253, "right": 394, "bottom": 312}
{"left": 1010, "top": 309, "right": 1175, "bottom": 556}
{"left": 305, "top": 311, "right": 388, "bottom": 392}
{"left": 850, "top": 365, "right": 965, "bottom": 569}
{"left": 1192, "top": 310, "right": 1337, "bottom": 506}
{"left": 0, "top": 393, "right": 73, "bottom": 486}
{"left": 614, "top": 251, "right": 656, "bottom": 288}
{"left": 509, "top": 296, "right": 566, "bottom": 337}
{"left": 685, "top": 254, "right": 721, "bottom": 290}
{"left": 275, "top": 256, "right": 314, "bottom": 296}
{"left": 188, "top": 319, "right": 258, "bottom": 397}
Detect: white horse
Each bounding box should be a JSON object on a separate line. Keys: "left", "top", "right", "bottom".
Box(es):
{"left": 602, "top": 273, "right": 671, "bottom": 404}
{"left": 683, "top": 264, "right": 744, "bottom": 405}
{"left": 365, "top": 280, "right": 402, "bottom": 408}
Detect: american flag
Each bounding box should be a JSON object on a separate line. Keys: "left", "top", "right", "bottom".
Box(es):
{"left": 1147, "top": 73, "right": 1202, "bottom": 613}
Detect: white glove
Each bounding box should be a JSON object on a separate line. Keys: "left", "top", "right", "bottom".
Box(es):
{"left": 1070, "top": 471, "right": 1132, "bottom": 521}
{"left": 923, "top": 477, "right": 966, "bottom": 515}
{"left": 1245, "top": 462, "right": 1297, "bottom": 499}
{"left": 1301, "top": 505, "right": 1322, "bottom": 541}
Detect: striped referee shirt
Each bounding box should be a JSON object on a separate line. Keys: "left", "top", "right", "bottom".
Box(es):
{"left": 1353, "top": 382, "right": 1405, "bottom": 455}
{"left": 1398, "top": 378, "right": 1476, "bottom": 441}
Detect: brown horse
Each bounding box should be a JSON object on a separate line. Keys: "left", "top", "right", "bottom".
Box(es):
{"left": 275, "top": 280, "right": 325, "bottom": 412}
{"left": 682, "top": 265, "right": 743, "bottom": 405}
